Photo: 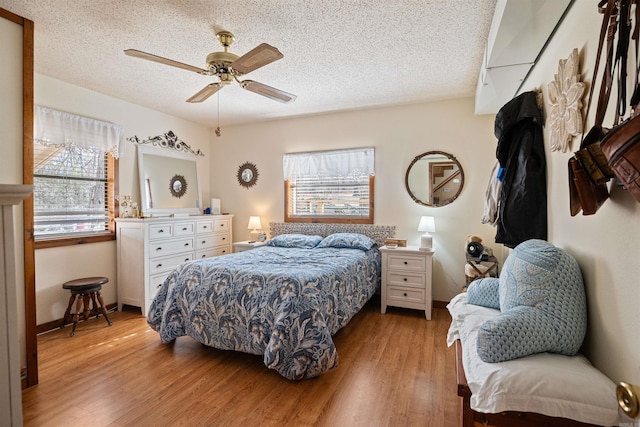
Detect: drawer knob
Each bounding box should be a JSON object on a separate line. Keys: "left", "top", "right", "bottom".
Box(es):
{"left": 156, "top": 284, "right": 162, "bottom": 289}
{"left": 156, "top": 263, "right": 163, "bottom": 268}
{"left": 158, "top": 229, "right": 164, "bottom": 233}
{"left": 156, "top": 247, "right": 162, "bottom": 251}
{"left": 185, "top": 258, "right": 190, "bottom": 262}
{"left": 182, "top": 227, "right": 187, "bottom": 231}
{"left": 403, "top": 277, "right": 407, "bottom": 281}
{"left": 222, "top": 250, "right": 226, "bottom": 254}
{"left": 222, "top": 237, "right": 226, "bottom": 241}
{"left": 184, "top": 243, "right": 190, "bottom": 246}
{"left": 202, "top": 240, "right": 206, "bottom": 244}
{"left": 403, "top": 293, "right": 408, "bottom": 297}
{"left": 201, "top": 255, "right": 206, "bottom": 258}
{"left": 203, "top": 226, "right": 208, "bottom": 229}
{"left": 404, "top": 261, "right": 408, "bottom": 265}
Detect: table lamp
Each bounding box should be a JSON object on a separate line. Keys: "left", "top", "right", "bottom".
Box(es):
{"left": 418, "top": 216, "right": 435, "bottom": 251}
{"left": 247, "top": 216, "right": 262, "bottom": 242}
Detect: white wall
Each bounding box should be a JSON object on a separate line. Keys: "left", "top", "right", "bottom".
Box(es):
{"left": 33, "top": 74, "right": 212, "bottom": 325}
{"left": 519, "top": 2, "right": 640, "bottom": 386}
{"left": 209, "top": 98, "right": 498, "bottom": 303}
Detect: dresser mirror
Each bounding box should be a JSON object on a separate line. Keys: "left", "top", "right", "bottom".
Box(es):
{"left": 138, "top": 145, "right": 202, "bottom": 216}
{"left": 405, "top": 151, "right": 464, "bottom": 207}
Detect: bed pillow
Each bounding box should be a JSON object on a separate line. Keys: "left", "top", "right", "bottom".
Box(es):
{"left": 266, "top": 233, "right": 322, "bottom": 249}
{"left": 316, "top": 233, "right": 376, "bottom": 250}
{"left": 476, "top": 239, "right": 587, "bottom": 363}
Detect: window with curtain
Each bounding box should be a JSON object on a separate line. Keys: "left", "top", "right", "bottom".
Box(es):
{"left": 283, "top": 147, "right": 375, "bottom": 223}
{"left": 33, "top": 106, "right": 123, "bottom": 244}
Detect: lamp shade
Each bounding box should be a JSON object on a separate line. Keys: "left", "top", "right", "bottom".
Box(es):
{"left": 417, "top": 216, "right": 435, "bottom": 233}
{"left": 247, "top": 216, "right": 262, "bottom": 231}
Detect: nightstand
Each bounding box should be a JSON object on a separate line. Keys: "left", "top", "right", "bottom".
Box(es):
{"left": 233, "top": 240, "right": 267, "bottom": 253}
{"left": 380, "top": 245, "right": 434, "bottom": 320}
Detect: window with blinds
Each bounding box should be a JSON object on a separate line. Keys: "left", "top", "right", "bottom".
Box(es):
{"left": 33, "top": 144, "right": 110, "bottom": 238}
{"left": 284, "top": 148, "right": 374, "bottom": 224}
{"left": 289, "top": 175, "right": 371, "bottom": 216}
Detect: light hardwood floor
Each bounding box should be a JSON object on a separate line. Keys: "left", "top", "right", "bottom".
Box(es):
{"left": 22, "top": 297, "right": 458, "bottom": 427}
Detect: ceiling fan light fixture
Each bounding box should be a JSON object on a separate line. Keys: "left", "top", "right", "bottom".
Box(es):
{"left": 240, "top": 80, "right": 296, "bottom": 103}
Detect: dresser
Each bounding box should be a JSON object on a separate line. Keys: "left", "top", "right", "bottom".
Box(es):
{"left": 380, "top": 245, "right": 434, "bottom": 320}
{"left": 115, "top": 214, "right": 233, "bottom": 314}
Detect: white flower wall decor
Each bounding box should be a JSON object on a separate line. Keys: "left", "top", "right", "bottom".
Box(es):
{"left": 547, "top": 48, "right": 586, "bottom": 153}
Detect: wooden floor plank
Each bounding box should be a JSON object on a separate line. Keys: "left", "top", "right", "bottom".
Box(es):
{"left": 23, "top": 298, "right": 458, "bottom": 426}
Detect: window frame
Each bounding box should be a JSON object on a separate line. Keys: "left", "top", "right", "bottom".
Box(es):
{"left": 284, "top": 175, "right": 375, "bottom": 224}
{"left": 33, "top": 154, "right": 117, "bottom": 249}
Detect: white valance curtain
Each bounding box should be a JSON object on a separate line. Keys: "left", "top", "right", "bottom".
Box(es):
{"left": 34, "top": 106, "right": 124, "bottom": 158}
{"left": 283, "top": 147, "right": 375, "bottom": 180}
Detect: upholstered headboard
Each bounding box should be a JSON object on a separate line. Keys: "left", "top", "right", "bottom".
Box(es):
{"left": 269, "top": 222, "right": 396, "bottom": 248}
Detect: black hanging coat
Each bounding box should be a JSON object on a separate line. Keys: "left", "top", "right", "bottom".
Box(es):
{"left": 494, "top": 91, "right": 547, "bottom": 248}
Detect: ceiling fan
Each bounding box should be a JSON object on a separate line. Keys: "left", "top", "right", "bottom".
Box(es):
{"left": 124, "top": 31, "right": 296, "bottom": 104}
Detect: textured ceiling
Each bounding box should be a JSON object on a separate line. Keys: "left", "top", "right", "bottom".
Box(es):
{"left": 1, "top": 0, "right": 498, "bottom": 127}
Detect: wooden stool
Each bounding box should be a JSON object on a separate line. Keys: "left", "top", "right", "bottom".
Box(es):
{"left": 61, "top": 277, "right": 113, "bottom": 336}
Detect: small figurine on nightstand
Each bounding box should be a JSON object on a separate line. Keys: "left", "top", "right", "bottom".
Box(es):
{"left": 258, "top": 232, "right": 267, "bottom": 242}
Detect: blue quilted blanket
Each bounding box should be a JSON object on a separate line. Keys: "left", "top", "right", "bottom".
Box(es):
{"left": 147, "top": 245, "right": 381, "bottom": 380}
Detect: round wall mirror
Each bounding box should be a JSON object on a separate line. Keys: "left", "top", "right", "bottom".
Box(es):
{"left": 405, "top": 151, "right": 464, "bottom": 207}
{"left": 237, "top": 162, "right": 259, "bottom": 189}
{"left": 168, "top": 174, "right": 188, "bottom": 198}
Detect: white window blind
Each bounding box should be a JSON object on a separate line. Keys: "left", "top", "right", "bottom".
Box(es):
{"left": 284, "top": 148, "right": 374, "bottom": 219}
{"left": 33, "top": 106, "right": 122, "bottom": 239}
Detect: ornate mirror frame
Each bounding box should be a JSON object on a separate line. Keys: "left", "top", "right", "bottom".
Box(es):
{"left": 405, "top": 150, "right": 464, "bottom": 207}
{"left": 237, "top": 162, "right": 259, "bottom": 188}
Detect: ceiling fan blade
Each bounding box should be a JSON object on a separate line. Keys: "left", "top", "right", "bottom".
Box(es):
{"left": 124, "top": 49, "right": 208, "bottom": 74}
{"left": 186, "top": 83, "right": 223, "bottom": 103}
{"left": 240, "top": 80, "right": 296, "bottom": 103}
{"left": 230, "top": 43, "right": 284, "bottom": 75}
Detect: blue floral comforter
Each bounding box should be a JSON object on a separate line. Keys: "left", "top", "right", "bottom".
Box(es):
{"left": 147, "top": 245, "right": 381, "bottom": 380}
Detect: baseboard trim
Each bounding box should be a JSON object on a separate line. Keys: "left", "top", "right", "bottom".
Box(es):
{"left": 37, "top": 302, "right": 118, "bottom": 334}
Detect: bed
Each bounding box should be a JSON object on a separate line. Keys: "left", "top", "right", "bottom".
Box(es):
{"left": 447, "top": 292, "right": 621, "bottom": 427}
{"left": 147, "top": 223, "right": 395, "bottom": 380}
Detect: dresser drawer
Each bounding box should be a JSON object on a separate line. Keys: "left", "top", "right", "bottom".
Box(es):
{"left": 196, "top": 234, "right": 229, "bottom": 250}
{"left": 149, "top": 252, "right": 194, "bottom": 275}
{"left": 387, "top": 286, "right": 425, "bottom": 304}
{"left": 214, "top": 219, "right": 230, "bottom": 232}
{"left": 197, "top": 220, "right": 214, "bottom": 234}
{"left": 149, "top": 238, "right": 193, "bottom": 257}
{"left": 174, "top": 222, "right": 195, "bottom": 236}
{"left": 148, "top": 271, "right": 172, "bottom": 300}
{"left": 387, "top": 254, "right": 426, "bottom": 271}
{"left": 149, "top": 223, "right": 173, "bottom": 240}
{"left": 387, "top": 271, "right": 425, "bottom": 288}
{"left": 198, "top": 245, "right": 231, "bottom": 258}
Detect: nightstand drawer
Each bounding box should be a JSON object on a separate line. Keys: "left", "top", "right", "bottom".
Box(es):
{"left": 387, "top": 271, "right": 425, "bottom": 288}
{"left": 387, "top": 286, "right": 425, "bottom": 304}
{"left": 387, "top": 254, "right": 426, "bottom": 271}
